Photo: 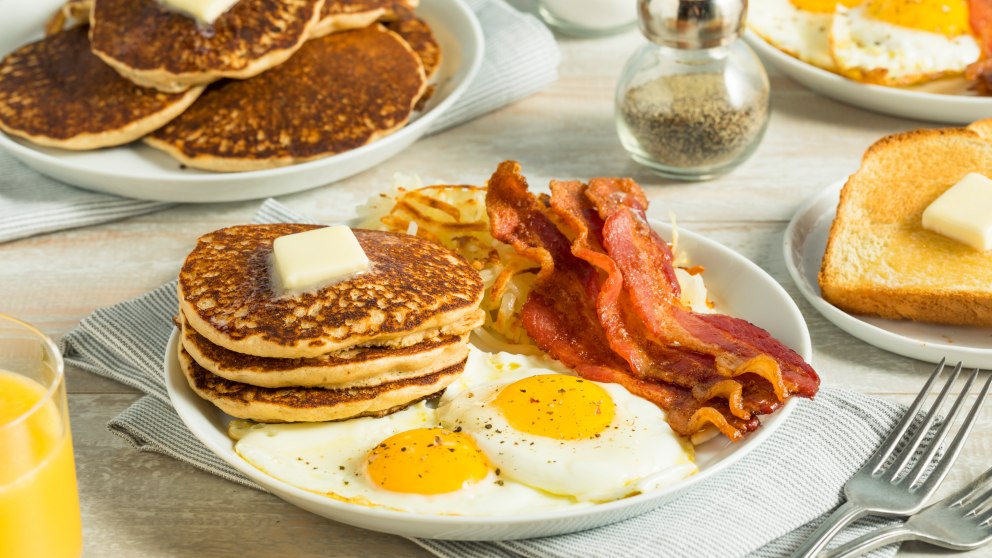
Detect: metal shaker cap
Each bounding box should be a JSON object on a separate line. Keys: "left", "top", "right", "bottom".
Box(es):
{"left": 638, "top": 0, "right": 746, "bottom": 49}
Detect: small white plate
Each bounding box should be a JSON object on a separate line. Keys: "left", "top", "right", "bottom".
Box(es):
{"left": 784, "top": 180, "right": 992, "bottom": 369}
{"left": 745, "top": 30, "right": 992, "bottom": 125}
{"left": 0, "top": 0, "right": 483, "bottom": 203}
{"left": 165, "top": 221, "right": 812, "bottom": 540}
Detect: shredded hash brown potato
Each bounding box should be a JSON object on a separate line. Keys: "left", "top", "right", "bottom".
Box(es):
{"left": 358, "top": 181, "right": 540, "bottom": 347}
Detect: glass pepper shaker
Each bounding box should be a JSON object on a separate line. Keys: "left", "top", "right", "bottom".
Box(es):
{"left": 615, "top": 0, "right": 770, "bottom": 180}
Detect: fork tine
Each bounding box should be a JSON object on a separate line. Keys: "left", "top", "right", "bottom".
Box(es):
{"left": 967, "top": 485, "right": 992, "bottom": 517}
{"left": 887, "top": 361, "right": 962, "bottom": 478}
{"left": 866, "top": 358, "right": 947, "bottom": 473}
{"left": 916, "top": 372, "right": 992, "bottom": 494}
{"left": 955, "top": 467, "right": 992, "bottom": 508}
{"left": 905, "top": 366, "right": 981, "bottom": 487}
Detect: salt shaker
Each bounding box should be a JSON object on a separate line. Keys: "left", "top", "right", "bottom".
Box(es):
{"left": 615, "top": 0, "right": 770, "bottom": 180}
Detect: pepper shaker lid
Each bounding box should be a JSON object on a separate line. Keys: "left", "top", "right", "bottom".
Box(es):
{"left": 638, "top": 0, "right": 746, "bottom": 49}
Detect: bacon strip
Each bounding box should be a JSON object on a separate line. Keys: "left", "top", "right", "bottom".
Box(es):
{"left": 586, "top": 182, "right": 819, "bottom": 401}
{"left": 487, "top": 161, "right": 755, "bottom": 440}
{"left": 968, "top": 0, "right": 992, "bottom": 94}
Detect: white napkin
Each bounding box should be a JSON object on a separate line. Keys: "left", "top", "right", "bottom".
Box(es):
{"left": 62, "top": 199, "right": 904, "bottom": 558}
{"left": 0, "top": 0, "right": 560, "bottom": 243}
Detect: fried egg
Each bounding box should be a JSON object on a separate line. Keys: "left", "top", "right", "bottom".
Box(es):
{"left": 437, "top": 352, "right": 698, "bottom": 503}
{"left": 748, "top": 0, "right": 863, "bottom": 71}
{"left": 233, "top": 401, "right": 579, "bottom": 515}
{"left": 830, "top": 0, "right": 980, "bottom": 85}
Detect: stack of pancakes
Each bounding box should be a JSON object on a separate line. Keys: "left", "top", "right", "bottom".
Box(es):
{"left": 0, "top": 0, "right": 439, "bottom": 171}
{"left": 177, "top": 224, "right": 485, "bottom": 422}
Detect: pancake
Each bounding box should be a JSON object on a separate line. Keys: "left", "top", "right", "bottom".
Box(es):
{"left": 179, "top": 344, "right": 464, "bottom": 422}
{"left": 144, "top": 24, "right": 426, "bottom": 171}
{"left": 0, "top": 27, "right": 203, "bottom": 150}
{"left": 44, "top": 0, "right": 91, "bottom": 35}
{"left": 385, "top": 9, "right": 440, "bottom": 80}
{"left": 178, "top": 224, "right": 484, "bottom": 359}
{"left": 179, "top": 312, "right": 470, "bottom": 389}
{"left": 310, "top": 0, "right": 417, "bottom": 37}
{"left": 89, "top": 0, "right": 324, "bottom": 92}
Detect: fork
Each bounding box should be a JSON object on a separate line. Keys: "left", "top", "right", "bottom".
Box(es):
{"left": 790, "top": 360, "right": 992, "bottom": 558}
{"left": 822, "top": 465, "right": 992, "bottom": 557}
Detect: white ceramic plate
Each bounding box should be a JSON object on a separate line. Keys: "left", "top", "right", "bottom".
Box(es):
{"left": 165, "top": 221, "right": 811, "bottom": 540}
{"left": 785, "top": 180, "right": 992, "bottom": 368}
{"left": 745, "top": 30, "right": 992, "bottom": 124}
{"left": 0, "top": 0, "right": 483, "bottom": 203}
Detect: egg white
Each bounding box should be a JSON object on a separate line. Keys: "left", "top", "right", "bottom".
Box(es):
{"left": 234, "top": 401, "right": 579, "bottom": 515}
{"left": 830, "top": 5, "right": 980, "bottom": 86}
{"left": 748, "top": 0, "right": 838, "bottom": 70}
{"left": 437, "top": 360, "right": 698, "bottom": 503}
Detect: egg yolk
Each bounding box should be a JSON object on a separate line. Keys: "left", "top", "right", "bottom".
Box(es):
{"left": 493, "top": 374, "right": 616, "bottom": 440}
{"left": 865, "top": 0, "right": 971, "bottom": 36}
{"left": 365, "top": 428, "right": 491, "bottom": 495}
{"left": 789, "top": 0, "right": 862, "bottom": 14}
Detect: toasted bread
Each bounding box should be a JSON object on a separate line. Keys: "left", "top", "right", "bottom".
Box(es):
{"left": 819, "top": 124, "right": 992, "bottom": 326}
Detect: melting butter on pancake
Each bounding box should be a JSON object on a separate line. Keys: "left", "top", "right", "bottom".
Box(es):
{"left": 179, "top": 312, "right": 471, "bottom": 389}
{"left": 89, "top": 0, "right": 324, "bottom": 92}
{"left": 178, "top": 344, "right": 465, "bottom": 422}
{"left": 144, "top": 25, "right": 426, "bottom": 171}
{"left": 178, "top": 224, "right": 484, "bottom": 359}
{"left": 0, "top": 27, "right": 203, "bottom": 150}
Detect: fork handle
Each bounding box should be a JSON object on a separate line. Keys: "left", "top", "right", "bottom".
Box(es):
{"left": 789, "top": 501, "right": 868, "bottom": 558}
{"left": 820, "top": 525, "right": 915, "bottom": 558}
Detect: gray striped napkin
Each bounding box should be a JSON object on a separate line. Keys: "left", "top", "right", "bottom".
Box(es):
{"left": 61, "top": 198, "right": 904, "bottom": 558}
{"left": 0, "top": 0, "right": 559, "bottom": 243}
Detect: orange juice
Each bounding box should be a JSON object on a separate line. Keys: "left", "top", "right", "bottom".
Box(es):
{"left": 0, "top": 370, "right": 82, "bottom": 558}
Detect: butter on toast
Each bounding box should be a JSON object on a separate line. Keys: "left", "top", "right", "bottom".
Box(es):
{"left": 819, "top": 125, "right": 992, "bottom": 326}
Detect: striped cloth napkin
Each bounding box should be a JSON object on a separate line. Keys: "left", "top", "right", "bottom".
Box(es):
{"left": 62, "top": 199, "right": 904, "bottom": 558}
{"left": 0, "top": 0, "right": 559, "bottom": 244}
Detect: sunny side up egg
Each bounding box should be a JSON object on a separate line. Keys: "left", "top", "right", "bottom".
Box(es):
{"left": 748, "top": 0, "right": 863, "bottom": 71}
{"left": 232, "top": 350, "right": 698, "bottom": 515}
{"left": 831, "top": 0, "right": 980, "bottom": 86}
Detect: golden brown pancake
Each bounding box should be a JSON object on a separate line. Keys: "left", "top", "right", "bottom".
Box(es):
{"left": 44, "top": 0, "right": 91, "bottom": 35}
{"left": 385, "top": 9, "right": 441, "bottom": 80}
{"left": 310, "top": 0, "right": 417, "bottom": 37}
{"left": 179, "top": 312, "right": 470, "bottom": 389}
{"left": 179, "top": 344, "right": 464, "bottom": 422}
{"left": 0, "top": 27, "right": 203, "bottom": 150}
{"left": 144, "top": 25, "right": 426, "bottom": 171}
{"left": 178, "top": 224, "right": 484, "bottom": 359}
{"left": 89, "top": 0, "right": 324, "bottom": 92}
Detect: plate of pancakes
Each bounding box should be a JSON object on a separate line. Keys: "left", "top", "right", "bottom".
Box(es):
{"left": 0, "top": 0, "right": 483, "bottom": 202}
{"left": 163, "top": 208, "right": 812, "bottom": 540}
{"left": 744, "top": 0, "right": 992, "bottom": 124}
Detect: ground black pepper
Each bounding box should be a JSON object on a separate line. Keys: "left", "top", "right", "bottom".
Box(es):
{"left": 619, "top": 72, "right": 768, "bottom": 170}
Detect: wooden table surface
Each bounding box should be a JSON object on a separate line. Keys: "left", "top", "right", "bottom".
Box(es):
{"left": 3, "top": 13, "right": 991, "bottom": 558}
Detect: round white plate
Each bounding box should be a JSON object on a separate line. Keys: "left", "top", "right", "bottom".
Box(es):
{"left": 745, "top": 30, "right": 992, "bottom": 125}
{"left": 165, "top": 221, "right": 811, "bottom": 540}
{"left": 0, "top": 0, "right": 483, "bottom": 203}
{"left": 785, "top": 180, "right": 992, "bottom": 368}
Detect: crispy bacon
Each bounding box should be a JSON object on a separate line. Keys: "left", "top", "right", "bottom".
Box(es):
{"left": 550, "top": 179, "right": 766, "bottom": 420}
{"left": 598, "top": 205, "right": 819, "bottom": 401}
{"left": 968, "top": 0, "right": 992, "bottom": 94}
{"left": 486, "top": 161, "right": 758, "bottom": 441}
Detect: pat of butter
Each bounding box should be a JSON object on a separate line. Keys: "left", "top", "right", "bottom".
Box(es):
{"left": 158, "top": 0, "right": 239, "bottom": 23}
{"left": 921, "top": 173, "right": 992, "bottom": 251}
{"left": 273, "top": 226, "right": 369, "bottom": 290}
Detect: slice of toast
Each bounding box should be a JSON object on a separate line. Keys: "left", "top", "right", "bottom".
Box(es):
{"left": 819, "top": 121, "right": 992, "bottom": 326}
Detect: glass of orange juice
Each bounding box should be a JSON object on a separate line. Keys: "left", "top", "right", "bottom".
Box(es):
{"left": 0, "top": 313, "right": 82, "bottom": 558}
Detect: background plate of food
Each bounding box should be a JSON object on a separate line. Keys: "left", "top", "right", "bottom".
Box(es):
{"left": 164, "top": 172, "right": 815, "bottom": 540}
{"left": 0, "top": 0, "right": 483, "bottom": 202}
{"left": 745, "top": 0, "right": 992, "bottom": 124}
{"left": 785, "top": 180, "right": 992, "bottom": 369}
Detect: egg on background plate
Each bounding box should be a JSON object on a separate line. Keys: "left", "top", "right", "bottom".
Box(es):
{"left": 231, "top": 349, "right": 698, "bottom": 515}
{"left": 830, "top": 0, "right": 980, "bottom": 86}
{"left": 748, "top": 0, "right": 862, "bottom": 71}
